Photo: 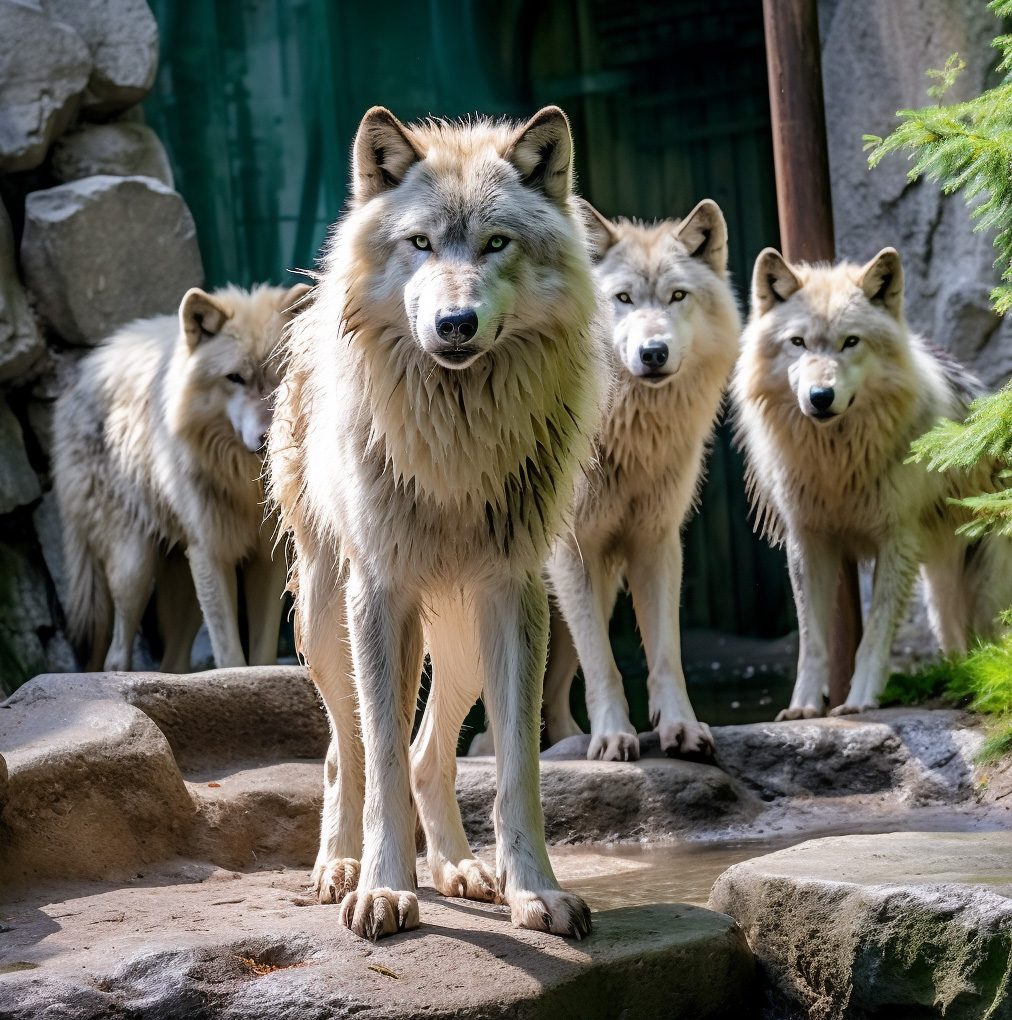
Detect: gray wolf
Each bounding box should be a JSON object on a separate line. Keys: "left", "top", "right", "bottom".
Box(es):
{"left": 268, "top": 105, "right": 606, "bottom": 939}
{"left": 53, "top": 282, "right": 310, "bottom": 672}
{"left": 541, "top": 201, "right": 741, "bottom": 761}
{"left": 732, "top": 247, "right": 1012, "bottom": 717}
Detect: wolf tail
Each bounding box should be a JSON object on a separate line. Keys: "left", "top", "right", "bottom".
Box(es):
{"left": 61, "top": 518, "right": 112, "bottom": 671}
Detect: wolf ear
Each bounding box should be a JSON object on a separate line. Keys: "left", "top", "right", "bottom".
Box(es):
{"left": 278, "top": 282, "right": 312, "bottom": 317}
{"left": 180, "top": 288, "right": 230, "bottom": 350}
{"left": 859, "top": 247, "right": 904, "bottom": 319}
{"left": 507, "top": 106, "right": 573, "bottom": 204}
{"left": 752, "top": 249, "right": 802, "bottom": 316}
{"left": 352, "top": 106, "right": 423, "bottom": 202}
{"left": 575, "top": 198, "right": 619, "bottom": 260}
{"left": 677, "top": 199, "right": 729, "bottom": 276}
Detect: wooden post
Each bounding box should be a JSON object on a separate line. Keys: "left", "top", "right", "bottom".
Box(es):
{"left": 762, "top": 0, "right": 861, "bottom": 709}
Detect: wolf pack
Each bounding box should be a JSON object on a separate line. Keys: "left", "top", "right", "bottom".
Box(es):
{"left": 50, "top": 106, "right": 1012, "bottom": 941}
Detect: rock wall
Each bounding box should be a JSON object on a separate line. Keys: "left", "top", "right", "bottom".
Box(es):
{"left": 820, "top": 0, "right": 1012, "bottom": 388}
{"left": 0, "top": 0, "right": 203, "bottom": 694}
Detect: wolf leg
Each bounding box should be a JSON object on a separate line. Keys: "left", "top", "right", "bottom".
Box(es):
{"left": 779, "top": 532, "right": 841, "bottom": 720}
{"left": 627, "top": 531, "right": 712, "bottom": 759}
{"left": 921, "top": 536, "right": 971, "bottom": 655}
{"left": 339, "top": 570, "right": 423, "bottom": 939}
{"left": 546, "top": 541, "right": 635, "bottom": 761}
{"left": 298, "top": 558, "right": 364, "bottom": 903}
{"left": 186, "top": 543, "right": 246, "bottom": 667}
{"left": 479, "top": 571, "right": 591, "bottom": 939}
{"left": 542, "top": 603, "right": 582, "bottom": 746}
{"left": 410, "top": 592, "right": 496, "bottom": 902}
{"left": 835, "top": 536, "right": 918, "bottom": 714}
{"left": 103, "top": 532, "right": 157, "bottom": 671}
{"left": 243, "top": 535, "right": 287, "bottom": 666}
{"left": 157, "top": 549, "right": 202, "bottom": 673}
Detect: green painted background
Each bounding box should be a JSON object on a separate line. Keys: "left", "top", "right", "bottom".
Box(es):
{"left": 144, "top": 0, "right": 796, "bottom": 715}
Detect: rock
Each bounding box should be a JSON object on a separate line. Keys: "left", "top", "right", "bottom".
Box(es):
{"left": 21, "top": 175, "right": 203, "bottom": 345}
{"left": 0, "top": 542, "right": 51, "bottom": 696}
{"left": 38, "top": 0, "right": 159, "bottom": 116}
{"left": 32, "top": 490, "right": 64, "bottom": 603}
{"left": 0, "top": 872, "right": 756, "bottom": 1020}
{"left": 0, "top": 0, "right": 91, "bottom": 172}
{"left": 24, "top": 398, "right": 54, "bottom": 458}
{"left": 0, "top": 396, "right": 41, "bottom": 514}
{"left": 50, "top": 122, "right": 173, "bottom": 187}
{"left": 709, "top": 831, "right": 1012, "bottom": 1020}
{"left": 0, "top": 202, "right": 45, "bottom": 384}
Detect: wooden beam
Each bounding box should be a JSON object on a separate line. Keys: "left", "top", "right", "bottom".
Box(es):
{"left": 762, "top": 0, "right": 861, "bottom": 708}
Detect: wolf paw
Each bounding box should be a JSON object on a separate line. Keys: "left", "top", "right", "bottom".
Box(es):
{"left": 509, "top": 888, "right": 592, "bottom": 939}
{"left": 313, "top": 858, "right": 360, "bottom": 903}
{"left": 433, "top": 858, "right": 498, "bottom": 902}
{"left": 588, "top": 731, "right": 640, "bottom": 762}
{"left": 659, "top": 719, "right": 714, "bottom": 760}
{"left": 828, "top": 703, "right": 874, "bottom": 717}
{"left": 775, "top": 705, "right": 823, "bottom": 721}
{"left": 340, "top": 888, "right": 419, "bottom": 940}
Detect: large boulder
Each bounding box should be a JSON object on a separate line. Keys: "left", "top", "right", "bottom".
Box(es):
{"left": 21, "top": 175, "right": 203, "bottom": 345}
{"left": 38, "top": 0, "right": 159, "bottom": 116}
{"left": 710, "top": 831, "right": 1012, "bottom": 1020}
{"left": 0, "top": 395, "right": 41, "bottom": 515}
{"left": 0, "top": 0, "right": 91, "bottom": 172}
{"left": 0, "top": 203, "right": 45, "bottom": 384}
{"left": 50, "top": 122, "right": 174, "bottom": 187}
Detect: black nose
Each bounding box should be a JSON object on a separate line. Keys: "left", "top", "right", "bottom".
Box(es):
{"left": 810, "top": 386, "right": 835, "bottom": 412}
{"left": 435, "top": 308, "right": 478, "bottom": 342}
{"left": 640, "top": 341, "right": 669, "bottom": 369}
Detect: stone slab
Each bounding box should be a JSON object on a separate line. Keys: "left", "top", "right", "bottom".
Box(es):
{"left": 49, "top": 122, "right": 173, "bottom": 187}
{"left": 710, "top": 831, "right": 1012, "bottom": 1020}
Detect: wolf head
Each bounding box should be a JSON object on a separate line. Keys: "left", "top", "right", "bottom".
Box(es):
{"left": 176, "top": 282, "right": 312, "bottom": 454}
{"left": 579, "top": 200, "right": 731, "bottom": 384}
{"left": 337, "top": 105, "right": 594, "bottom": 370}
{"left": 744, "top": 247, "right": 907, "bottom": 422}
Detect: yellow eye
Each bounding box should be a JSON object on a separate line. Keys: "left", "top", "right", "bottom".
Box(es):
{"left": 616, "top": 292, "right": 632, "bottom": 304}
{"left": 411, "top": 235, "right": 430, "bottom": 250}
{"left": 671, "top": 290, "right": 687, "bottom": 302}
{"left": 484, "top": 235, "right": 509, "bottom": 254}
{"left": 790, "top": 336, "right": 805, "bottom": 347}
{"left": 843, "top": 335, "right": 860, "bottom": 348}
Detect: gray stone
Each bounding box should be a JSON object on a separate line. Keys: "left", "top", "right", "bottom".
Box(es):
{"left": 32, "top": 490, "right": 64, "bottom": 604}
{"left": 24, "top": 398, "right": 54, "bottom": 458}
{"left": 21, "top": 175, "right": 203, "bottom": 344}
{"left": 0, "top": 0, "right": 91, "bottom": 172}
{"left": 0, "top": 396, "right": 41, "bottom": 515}
{"left": 39, "top": 0, "right": 159, "bottom": 116}
{"left": 0, "top": 203, "right": 45, "bottom": 384}
{"left": 819, "top": 0, "right": 1012, "bottom": 390}
{"left": 709, "top": 831, "right": 1012, "bottom": 1020}
{"left": 50, "top": 122, "right": 173, "bottom": 187}
{"left": 0, "top": 542, "right": 51, "bottom": 696}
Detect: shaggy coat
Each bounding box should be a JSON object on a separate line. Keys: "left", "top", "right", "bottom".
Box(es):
{"left": 268, "top": 106, "right": 607, "bottom": 939}
{"left": 54, "top": 283, "right": 309, "bottom": 672}
{"left": 733, "top": 247, "right": 1012, "bottom": 716}
{"left": 542, "top": 201, "right": 741, "bottom": 761}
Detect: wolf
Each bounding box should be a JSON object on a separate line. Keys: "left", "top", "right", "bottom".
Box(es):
{"left": 53, "top": 282, "right": 310, "bottom": 672}
{"left": 732, "top": 246, "right": 1012, "bottom": 718}
{"left": 540, "top": 201, "right": 741, "bottom": 761}
{"left": 268, "top": 105, "right": 606, "bottom": 940}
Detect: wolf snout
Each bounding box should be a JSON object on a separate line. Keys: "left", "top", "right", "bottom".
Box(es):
{"left": 639, "top": 340, "right": 669, "bottom": 369}
{"left": 435, "top": 308, "right": 479, "bottom": 342}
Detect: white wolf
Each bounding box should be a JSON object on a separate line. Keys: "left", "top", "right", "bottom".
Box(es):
{"left": 53, "top": 282, "right": 310, "bottom": 672}
{"left": 541, "top": 201, "right": 741, "bottom": 761}
{"left": 268, "top": 106, "right": 606, "bottom": 939}
{"left": 733, "top": 247, "right": 1012, "bottom": 717}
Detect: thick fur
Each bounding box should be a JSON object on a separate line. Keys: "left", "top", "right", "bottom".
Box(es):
{"left": 539, "top": 201, "right": 741, "bottom": 761}
{"left": 732, "top": 248, "right": 1012, "bottom": 717}
{"left": 268, "top": 106, "right": 607, "bottom": 939}
{"left": 54, "top": 282, "right": 310, "bottom": 672}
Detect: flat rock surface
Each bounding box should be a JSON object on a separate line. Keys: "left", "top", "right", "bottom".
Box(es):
{"left": 0, "top": 863, "right": 757, "bottom": 1020}
{"left": 710, "top": 831, "right": 1012, "bottom": 1020}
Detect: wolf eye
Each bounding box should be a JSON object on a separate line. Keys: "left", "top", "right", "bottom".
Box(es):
{"left": 670, "top": 290, "right": 687, "bottom": 302}
{"left": 843, "top": 335, "right": 860, "bottom": 348}
{"left": 411, "top": 235, "right": 431, "bottom": 250}
{"left": 483, "top": 235, "right": 509, "bottom": 254}
{"left": 226, "top": 372, "right": 245, "bottom": 385}
{"left": 789, "top": 336, "right": 805, "bottom": 347}
{"left": 616, "top": 293, "right": 633, "bottom": 304}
